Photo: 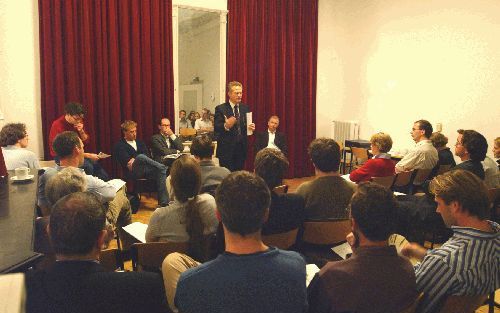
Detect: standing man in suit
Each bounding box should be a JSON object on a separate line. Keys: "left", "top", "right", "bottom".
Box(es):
{"left": 25, "top": 192, "right": 169, "bottom": 313}
{"left": 254, "top": 115, "right": 288, "bottom": 156}
{"left": 214, "top": 81, "right": 255, "bottom": 171}
{"left": 151, "top": 117, "right": 184, "bottom": 164}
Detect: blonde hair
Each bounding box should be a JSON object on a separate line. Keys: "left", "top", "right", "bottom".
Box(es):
{"left": 120, "top": 120, "right": 137, "bottom": 133}
{"left": 370, "top": 132, "right": 393, "bottom": 153}
{"left": 227, "top": 81, "right": 242, "bottom": 92}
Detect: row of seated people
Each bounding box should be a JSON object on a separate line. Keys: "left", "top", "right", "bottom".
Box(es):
{"left": 23, "top": 167, "right": 498, "bottom": 313}
{"left": 178, "top": 108, "right": 214, "bottom": 133}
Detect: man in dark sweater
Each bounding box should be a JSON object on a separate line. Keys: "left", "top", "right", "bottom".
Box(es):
{"left": 453, "top": 129, "right": 487, "bottom": 180}
{"left": 308, "top": 182, "right": 417, "bottom": 313}
{"left": 25, "top": 192, "right": 169, "bottom": 313}
{"left": 113, "top": 120, "right": 169, "bottom": 206}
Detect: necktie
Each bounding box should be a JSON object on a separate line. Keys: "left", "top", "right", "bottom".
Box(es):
{"left": 234, "top": 104, "right": 240, "bottom": 119}
{"left": 234, "top": 105, "right": 242, "bottom": 139}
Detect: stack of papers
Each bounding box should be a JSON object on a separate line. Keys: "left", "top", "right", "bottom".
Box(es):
{"left": 306, "top": 264, "right": 320, "bottom": 286}
{"left": 122, "top": 222, "right": 148, "bottom": 243}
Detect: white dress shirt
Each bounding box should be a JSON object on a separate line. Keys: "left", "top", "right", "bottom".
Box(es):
{"left": 267, "top": 130, "right": 280, "bottom": 151}
{"left": 395, "top": 140, "right": 438, "bottom": 173}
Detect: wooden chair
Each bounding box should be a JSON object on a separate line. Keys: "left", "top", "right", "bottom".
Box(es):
{"left": 302, "top": 220, "right": 351, "bottom": 245}
{"left": 179, "top": 128, "right": 197, "bottom": 137}
{"left": 39, "top": 160, "right": 56, "bottom": 168}
{"left": 400, "top": 292, "right": 424, "bottom": 313}
{"left": 437, "top": 164, "right": 452, "bottom": 175}
{"left": 262, "top": 228, "right": 299, "bottom": 250}
{"left": 438, "top": 294, "right": 488, "bottom": 313}
{"left": 349, "top": 147, "right": 369, "bottom": 172}
{"left": 273, "top": 184, "right": 289, "bottom": 194}
{"left": 392, "top": 170, "right": 414, "bottom": 192}
{"left": 99, "top": 248, "right": 124, "bottom": 271}
{"left": 131, "top": 241, "right": 189, "bottom": 271}
{"left": 412, "top": 168, "right": 433, "bottom": 185}
{"left": 371, "top": 175, "right": 396, "bottom": 189}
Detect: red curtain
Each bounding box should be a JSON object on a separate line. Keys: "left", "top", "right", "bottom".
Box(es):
{"left": 38, "top": 0, "right": 174, "bottom": 174}
{"left": 227, "top": 0, "right": 318, "bottom": 178}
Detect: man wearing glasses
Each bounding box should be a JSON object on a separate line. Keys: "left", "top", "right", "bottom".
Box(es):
{"left": 151, "top": 117, "right": 184, "bottom": 165}
{"left": 48, "top": 101, "right": 109, "bottom": 181}
{"left": 395, "top": 119, "right": 438, "bottom": 183}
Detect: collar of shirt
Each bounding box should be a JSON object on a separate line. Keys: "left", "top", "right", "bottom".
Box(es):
{"left": 55, "top": 164, "right": 85, "bottom": 174}
{"left": 373, "top": 153, "right": 391, "bottom": 160}
{"left": 451, "top": 220, "right": 499, "bottom": 240}
{"left": 3, "top": 145, "right": 21, "bottom": 150}
{"left": 416, "top": 139, "right": 432, "bottom": 147}
{"left": 267, "top": 129, "right": 276, "bottom": 135}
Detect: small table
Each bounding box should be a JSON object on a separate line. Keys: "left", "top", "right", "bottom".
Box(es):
{"left": 0, "top": 172, "right": 41, "bottom": 273}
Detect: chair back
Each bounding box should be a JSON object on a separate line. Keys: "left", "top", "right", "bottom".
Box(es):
{"left": 488, "top": 187, "right": 500, "bottom": 222}
{"left": 99, "top": 248, "right": 124, "bottom": 271}
{"left": 400, "top": 293, "right": 423, "bottom": 313}
{"left": 273, "top": 184, "right": 289, "bottom": 194}
{"left": 351, "top": 147, "right": 369, "bottom": 163}
{"left": 412, "top": 168, "right": 433, "bottom": 185}
{"left": 393, "top": 170, "right": 414, "bottom": 187}
{"left": 371, "top": 175, "right": 395, "bottom": 189}
{"left": 437, "top": 164, "right": 452, "bottom": 175}
{"left": 131, "top": 241, "right": 189, "bottom": 271}
{"left": 302, "top": 220, "right": 351, "bottom": 245}
{"left": 262, "top": 228, "right": 299, "bottom": 250}
{"left": 438, "top": 294, "right": 488, "bottom": 313}
{"left": 180, "top": 128, "right": 197, "bottom": 137}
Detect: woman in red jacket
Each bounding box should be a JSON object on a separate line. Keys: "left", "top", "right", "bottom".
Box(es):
{"left": 350, "top": 132, "right": 395, "bottom": 183}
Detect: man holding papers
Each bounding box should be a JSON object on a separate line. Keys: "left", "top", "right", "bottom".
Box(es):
{"left": 151, "top": 117, "right": 184, "bottom": 165}
{"left": 214, "top": 81, "right": 255, "bottom": 171}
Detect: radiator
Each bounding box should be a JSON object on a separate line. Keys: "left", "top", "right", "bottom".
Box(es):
{"left": 331, "top": 121, "right": 359, "bottom": 146}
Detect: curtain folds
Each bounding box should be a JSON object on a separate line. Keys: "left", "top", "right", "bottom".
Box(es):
{"left": 227, "top": 0, "right": 318, "bottom": 177}
{"left": 38, "top": 0, "right": 174, "bottom": 174}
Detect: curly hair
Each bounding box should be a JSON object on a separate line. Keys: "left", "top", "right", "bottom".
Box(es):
{"left": 0, "top": 123, "right": 27, "bottom": 147}
{"left": 308, "top": 138, "right": 341, "bottom": 172}
{"left": 370, "top": 132, "right": 393, "bottom": 153}
{"left": 430, "top": 132, "right": 448, "bottom": 149}
{"left": 254, "top": 148, "right": 289, "bottom": 189}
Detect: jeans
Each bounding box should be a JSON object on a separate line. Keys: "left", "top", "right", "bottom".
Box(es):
{"left": 132, "top": 154, "right": 169, "bottom": 206}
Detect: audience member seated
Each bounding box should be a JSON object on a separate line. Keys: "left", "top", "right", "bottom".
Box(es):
{"left": 254, "top": 148, "right": 305, "bottom": 235}
{"left": 150, "top": 117, "right": 184, "bottom": 165}
{"left": 25, "top": 192, "right": 169, "bottom": 313}
{"left": 483, "top": 140, "right": 499, "bottom": 188}
{"left": 453, "top": 129, "right": 487, "bottom": 180}
{"left": 308, "top": 182, "right": 417, "bottom": 313}
{"left": 162, "top": 171, "right": 307, "bottom": 313}
{"left": 178, "top": 110, "right": 192, "bottom": 130}
{"left": 113, "top": 120, "right": 169, "bottom": 206}
{"left": 190, "top": 134, "right": 230, "bottom": 195}
{"left": 188, "top": 111, "right": 197, "bottom": 128}
{"left": 402, "top": 170, "right": 499, "bottom": 313}
{"left": 429, "top": 131, "right": 456, "bottom": 178}
{"left": 349, "top": 132, "right": 395, "bottom": 183}
{"left": 0, "top": 123, "right": 40, "bottom": 170}
{"left": 296, "top": 138, "right": 356, "bottom": 220}
{"left": 39, "top": 131, "right": 132, "bottom": 233}
{"left": 395, "top": 120, "right": 438, "bottom": 184}
{"left": 254, "top": 115, "right": 288, "bottom": 156}
{"left": 48, "top": 101, "right": 109, "bottom": 181}
{"left": 145, "top": 155, "right": 218, "bottom": 260}
{"left": 194, "top": 108, "right": 214, "bottom": 134}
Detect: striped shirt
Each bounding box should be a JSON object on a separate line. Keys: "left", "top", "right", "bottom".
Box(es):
{"left": 414, "top": 221, "right": 500, "bottom": 313}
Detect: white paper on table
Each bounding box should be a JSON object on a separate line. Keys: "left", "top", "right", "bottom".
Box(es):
{"left": 306, "top": 264, "right": 320, "bottom": 286}
{"left": 331, "top": 242, "right": 353, "bottom": 260}
{"left": 107, "top": 179, "right": 126, "bottom": 193}
{"left": 122, "top": 222, "right": 148, "bottom": 243}
{"left": 246, "top": 112, "right": 253, "bottom": 135}
{"left": 0, "top": 273, "right": 25, "bottom": 313}
{"left": 98, "top": 152, "right": 111, "bottom": 159}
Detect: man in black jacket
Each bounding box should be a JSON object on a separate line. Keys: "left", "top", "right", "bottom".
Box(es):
{"left": 254, "top": 115, "right": 288, "bottom": 156}
{"left": 25, "top": 192, "right": 169, "bottom": 313}
{"left": 214, "top": 81, "right": 255, "bottom": 171}
{"left": 150, "top": 117, "right": 184, "bottom": 164}
{"left": 114, "top": 120, "right": 168, "bottom": 206}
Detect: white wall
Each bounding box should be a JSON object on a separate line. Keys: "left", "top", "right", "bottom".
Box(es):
{"left": 0, "top": 0, "right": 42, "bottom": 157}
{"left": 317, "top": 0, "right": 500, "bottom": 158}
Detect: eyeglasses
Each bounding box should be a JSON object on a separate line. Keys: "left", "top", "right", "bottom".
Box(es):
{"left": 411, "top": 128, "right": 421, "bottom": 131}
{"left": 161, "top": 124, "right": 170, "bottom": 127}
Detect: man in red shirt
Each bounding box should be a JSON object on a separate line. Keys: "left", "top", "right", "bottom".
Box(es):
{"left": 48, "top": 102, "right": 109, "bottom": 181}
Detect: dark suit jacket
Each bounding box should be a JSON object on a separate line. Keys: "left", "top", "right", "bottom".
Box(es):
{"left": 150, "top": 133, "right": 184, "bottom": 163}
{"left": 113, "top": 138, "right": 149, "bottom": 169}
{"left": 254, "top": 130, "right": 288, "bottom": 156}
{"left": 214, "top": 102, "right": 250, "bottom": 159}
{"left": 25, "top": 261, "right": 169, "bottom": 313}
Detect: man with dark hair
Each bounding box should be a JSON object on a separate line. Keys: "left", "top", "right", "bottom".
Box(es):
{"left": 39, "top": 131, "right": 132, "bottom": 235}
{"left": 150, "top": 117, "right": 184, "bottom": 164}
{"left": 162, "top": 171, "right": 307, "bottom": 313}
{"left": 454, "top": 129, "right": 488, "bottom": 180}
{"left": 308, "top": 182, "right": 417, "bottom": 313}
{"left": 48, "top": 101, "right": 109, "bottom": 180}
{"left": 296, "top": 138, "right": 356, "bottom": 220}
{"left": 194, "top": 108, "right": 214, "bottom": 134}
{"left": 402, "top": 170, "right": 499, "bottom": 313}
{"left": 25, "top": 192, "right": 169, "bottom": 313}
{"left": 254, "top": 115, "right": 288, "bottom": 156}
{"left": 0, "top": 122, "right": 40, "bottom": 170}
{"left": 214, "top": 81, "right": 256, "bottom": 171}
{"left": 114, "top": 120, "right": 169, "bottom": 206}
{"left": 395, "top": 120, "right": 438, "bottom": 182}
{"left": 178, "top": 110, "right": 192, "bottom": 129}
{"left": 254, "top": 148, "right": 304, "bottom": 234}
{"left": 190, "top": 134, "right": 230, "bottom": 194}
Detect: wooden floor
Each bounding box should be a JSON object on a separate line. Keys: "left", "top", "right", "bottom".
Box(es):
{"left": 109, "top": 175, "right": 498, "bottom": 313}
